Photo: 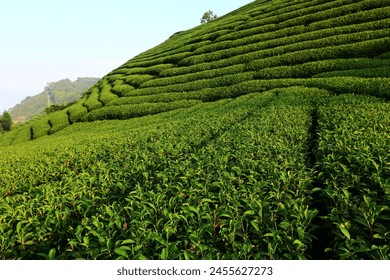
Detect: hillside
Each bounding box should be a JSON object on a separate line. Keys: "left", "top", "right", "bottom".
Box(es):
{"left": 7, "top": 77, "right": 99, "bottom": 123}
{"left": 0, "top": 0, "right": 389, "bottom": 260}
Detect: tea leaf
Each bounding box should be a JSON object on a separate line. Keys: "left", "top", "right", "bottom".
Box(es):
{"left": 48, "top": 248, "right": 56, "bottom": 260}
{"left": 338, "top": 224, "right": 350, "bottom": 240}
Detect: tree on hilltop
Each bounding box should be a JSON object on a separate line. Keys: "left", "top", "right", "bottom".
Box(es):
{"left": 201, "top": 10, "right": 218, "bottom": 24}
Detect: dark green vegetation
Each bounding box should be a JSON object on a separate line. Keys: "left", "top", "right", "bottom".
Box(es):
{"left": 8, "top": 78, "right": 99, "bottom": 123}
{"left": 0, "top": 0, "right": 389, "bottom": 259}
{"left": 0, "top": 112, "right": 13, "bottom": 133}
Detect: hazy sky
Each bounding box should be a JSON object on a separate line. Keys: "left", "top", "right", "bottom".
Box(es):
{"left": 0, "top": 0, "right": 254, "bottom": 112}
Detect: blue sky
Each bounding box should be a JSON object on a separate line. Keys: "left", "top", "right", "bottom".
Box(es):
{"left": 0, "top": 0, "right": 254, "bottom": 112}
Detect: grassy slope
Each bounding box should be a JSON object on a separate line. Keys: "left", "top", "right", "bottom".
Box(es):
{"left": 0, "top": 0, "right": 389, "bottom": 259}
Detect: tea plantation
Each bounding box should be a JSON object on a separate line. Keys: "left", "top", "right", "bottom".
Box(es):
{"left": 0, "top": 0, "right": 389, "bottom": 259}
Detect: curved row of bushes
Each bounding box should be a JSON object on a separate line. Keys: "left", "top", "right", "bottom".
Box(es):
{"left": 254, "top": 58, "right": 390, "bottom": 79}
{"left": 83, "top": 99, "right": 203, "bottom": 122}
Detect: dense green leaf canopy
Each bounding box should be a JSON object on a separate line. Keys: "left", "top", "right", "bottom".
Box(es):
{"left": 0, "top": 0, "right": 389, "bottom": 260}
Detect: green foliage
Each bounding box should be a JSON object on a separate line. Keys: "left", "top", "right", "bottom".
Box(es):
{"left": 200, "top": 10, "right": 218, "bottom": 24}
{"left": 84, "top": 100, "right": 202, "bottom": 121}
{"left": 48, "top": 111, "right": 70, "bottom": 135}
{"left": 182, "top": 28, "right": 390, "bottom": 67}
{"left": 30, "top": 117, "right": 51, "bottom": 139}
{"left": 313, "top": 66, "right": 390, "bottom": 78}
{"left": 255, "top": 58, "right": 390, "bottom": 79}
{"left": 0, "top": 0, "right": 389, "bottom": 261}
{"left": 0, "top": 111, "right": 13, "bottom": 132}
{"left": 314, "top": 94, "right": 390, "bottom": 259}
{"left": 0, "top": 91, "right": 321, "bottom": 259}
{"left": 247, "top": 37, "right": 390, "bottom": 71}
{"left": 376, "top": 52, "right": 390, "bottom": 59}
{"left": 67, "top": 100, "right": 88, "bottom": 124}
{"left": 83, "top": 88, "right": 103, "bottom": 112}
{"left": 111, "top": 84, "right": 135, "bottom": 97}
{"left": 10, "top": 125, "right": 32, "bottom": 144}
{"left": 122, "top": 75, "right": 154, "bottom": 88}
{"left": 128, "top": 72, "right": 255, "bottom": 97}
{"left": 99, "top": 85, "right": 119, "bottom": 105}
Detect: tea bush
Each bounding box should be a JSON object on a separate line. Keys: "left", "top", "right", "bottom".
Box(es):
{"left": 247, "top": 38, "right": 390, "bottom": 71}
{"left": 83, "top": 88, "right": 103, "bottom": 112}
{"left": 30, "top": 117, "right": 51, "bottom": 139}
{"left": 48, "top": 111, "right": 70, "bottom": 135}
{"left": 67, "top": 99, "right": 89, "bottom": 124}
{"left": 255, "top": 58, "right": 390, "bottom": 79}
{"left": 84, "top": 99, "right": 202, "bottom": 121}
{"left": 313, "top": 66, "right": 390, "bottom": 78}
{"left": 111, "top": 84, "right": 135, "bottom": 96}
{"left": 181, "top": 27, "right": 390, "bottom": 66}
{"left": 315, "top": 94, "right": 390, "bottom": 259}
{"left": 144, "top": 64, "right": 247, "bottom": 87}
{"left": 10, "top": 125, "right": 32, "bottom": 144}
{"left": 122, "top": 75, "right": 154, "bottom": 88}
{"left": 99, "top": 86, "right": 118, "bottom": 105}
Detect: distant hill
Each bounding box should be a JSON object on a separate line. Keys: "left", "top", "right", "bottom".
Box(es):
{"left": 8, "top": 77, "right": 99, "bottom": 123}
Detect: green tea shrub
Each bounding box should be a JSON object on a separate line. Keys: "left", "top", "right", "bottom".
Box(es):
{"left": 281, "top": 0, "right": 389, "bottom": 30}
{"left": 248, "top": 38, "right": 390, "bottom": 71}
{"left": 67, "top": 101, "right": 89, "bottom": 124}
{"left": 111, "top": 84, "right": 135, "bottom": 97}
{"left": 111, "top": 79, "right": 124, "bottom": 88}
{"left": 376, "top": 52, "right": 390, "bottom": 59}
{"left": 131, "top": 72, "right": 254, "bottom": 97}
{"left": 109, "top": 67, "right": 148, "bottom": 76}
{"left": 143, "top": 64, "right": 174, "bottom": 75}
{"left": 191, "top": 28, "right": 389, "bottom": 67}
{"left": 11, "top": 125, "right": 33, "bottom": 144}
{"left": 30, "top": 117, "right": 51, "bottom": 139}
{"left": 230, "top": 77, "right": 390, "bottom": 99}
{"left": 307, "top": 4, "right": 390, "bottom": 31}
{"left": 159, "top": 62, "right": 227, "bottom": 77}
{"left": 99, "top": 86, "right": 118, "bottom": 105}
{"left": 255, "top": 58, "right": 390, "bottom": 79}
{"left": 0, "top": 129, "right": 16, "bottom": 146}
{"left": 105, "top": 74, "right": 124, "bottom": 84}
{"left": 219, "top": 0, "right": 348, "bottom": 39}
{"left": 310, "top": 77, "right": 390, "bottom": 98}
{"left": 108, "top": 92, "right": 197, "bottom": 106}
{"left": 315, "top": 95, "right": 390, "bottom": 259}
{"left": 48, "top": 111, "right": 70, "bottom": 135}
{"left": 84, "top": 100, "right": 202, "bottom": 121}
{"left": 160, "top": 64, "right": 246, "bottom": 85}
{"left": 124, "top": 52, "right": 192, "bottom": 68}
{"left": 313, "top": 66, "right": 390, "bottom": 78}
{"left": 122, "top": 75, "right": 154, "bottom": 88}
{"left": 83, "top": 88, "right": 103, "bottom": 112}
